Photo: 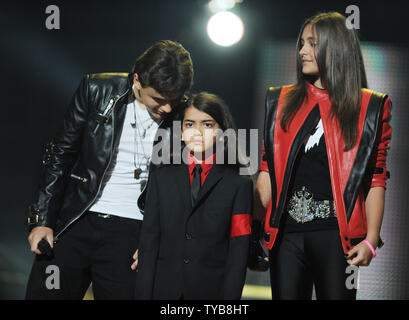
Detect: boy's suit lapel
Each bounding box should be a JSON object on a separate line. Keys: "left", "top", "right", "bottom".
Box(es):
{"left": 174, "top": 164, "right": 227, "bottom": 217}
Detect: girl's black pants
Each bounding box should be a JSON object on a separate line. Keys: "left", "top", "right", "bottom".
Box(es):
{"left": 269, "top": 229, "right": 357, "bottom": 300}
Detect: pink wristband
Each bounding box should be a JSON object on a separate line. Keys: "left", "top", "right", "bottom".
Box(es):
{"left": 363, "top": 240, "right": 376, "bottom": 258}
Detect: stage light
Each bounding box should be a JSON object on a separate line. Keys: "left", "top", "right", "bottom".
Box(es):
{"left": 208, "top": 0, "right": 236, "bottom": 13}
{"left": 207, "top": 11, "right": 244, "bottom": 47}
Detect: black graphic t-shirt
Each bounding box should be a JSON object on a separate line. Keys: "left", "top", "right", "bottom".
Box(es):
{"left": 283, "top": 116, "right": 338, "bottom": 232}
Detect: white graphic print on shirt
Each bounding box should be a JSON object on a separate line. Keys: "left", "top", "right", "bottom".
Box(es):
{"left": 305, "top": 119, "right": 324, "bottom": 153}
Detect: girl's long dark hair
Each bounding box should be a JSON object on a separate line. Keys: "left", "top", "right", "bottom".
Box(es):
{"left": 281, "top": 12, "right": 368, "bottom": 151}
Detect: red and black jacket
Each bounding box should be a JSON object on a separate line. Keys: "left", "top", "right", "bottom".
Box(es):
{"left": 260, "top": 82, "right": 392, "bottom": 254}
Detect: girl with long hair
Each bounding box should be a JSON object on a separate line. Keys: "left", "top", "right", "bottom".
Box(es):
{"left": 254, "top": 12, "right": 392, "bottom": 299}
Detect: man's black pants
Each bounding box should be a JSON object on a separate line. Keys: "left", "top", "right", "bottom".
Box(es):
{"left": 25, "top": 211, "right": 142, "bottom": 300}
{"left": 269, "top": 229, "right": 357, "bottom": 300}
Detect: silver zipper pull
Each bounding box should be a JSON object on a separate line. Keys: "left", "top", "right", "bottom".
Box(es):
{"left": 92, "top": 98, "right": 115, "bottom": 135}
{"left": 102, "top": 98, "right": 115, "bottom": 116}
{"left": 70, "top": 173, "right": 88, "bottom": 183}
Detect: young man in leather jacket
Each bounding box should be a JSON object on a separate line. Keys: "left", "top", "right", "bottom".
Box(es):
{"left": 25, "top": 40, "right": 194, "bottom": 299}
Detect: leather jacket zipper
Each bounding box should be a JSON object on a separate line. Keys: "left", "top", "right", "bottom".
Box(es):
{"left": 70, "top": 173, "right": 88, "bottom": 183}
{"left": 55, "top": 89, "right": 129, "bottom": 241}
{"left": 93, "top": 98, "right": 115, "bottom": 135}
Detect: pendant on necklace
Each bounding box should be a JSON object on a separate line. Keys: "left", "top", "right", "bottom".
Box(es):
{"left": 134, "top": 168, "right": 142, "bottom": 179}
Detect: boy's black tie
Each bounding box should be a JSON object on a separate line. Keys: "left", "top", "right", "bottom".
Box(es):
{"left": 191, "top": 164, "right": 202, "bottom": 206}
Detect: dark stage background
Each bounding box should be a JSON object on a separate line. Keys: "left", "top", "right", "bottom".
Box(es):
{"left": 1, "top": 0, "right": 408, "bottom": 299}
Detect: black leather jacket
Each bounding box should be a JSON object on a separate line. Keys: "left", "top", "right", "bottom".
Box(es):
{"left": 27, "top": 73, "right": 171, "bottom": 241}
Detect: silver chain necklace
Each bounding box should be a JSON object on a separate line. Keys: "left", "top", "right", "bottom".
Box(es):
{"left": 132, "top": 101, "right": 154, "bottom": 179}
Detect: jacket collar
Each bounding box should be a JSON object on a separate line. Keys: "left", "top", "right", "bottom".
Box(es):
{"left": 187, "top": 152, "right": 216, "bottom": 183}
{"left": 306, "top": 81, "right": 329, "bottom": 102}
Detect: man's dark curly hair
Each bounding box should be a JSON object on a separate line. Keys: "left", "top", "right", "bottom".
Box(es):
{"left": 130, "top": 40, "right": 194, "bottom": 101}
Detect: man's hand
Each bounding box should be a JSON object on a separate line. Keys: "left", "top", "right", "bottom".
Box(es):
{"left": 131, "top": 249, "right": 138, "bottom": 270}
{"left": 28, "top": 226, "right": 54, "bottom": 255}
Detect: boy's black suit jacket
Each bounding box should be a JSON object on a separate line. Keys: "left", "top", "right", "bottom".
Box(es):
{"left": 135, "top": 163, "right": 253, "bottom": 300}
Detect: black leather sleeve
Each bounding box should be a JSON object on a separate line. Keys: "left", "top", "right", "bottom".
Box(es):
{"left": 28, "top": 75, "right": 90, "bottom": 231}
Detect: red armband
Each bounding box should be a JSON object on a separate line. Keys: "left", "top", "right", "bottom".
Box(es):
{"left": 230, "top": 214, "right": 251, "bottom": 238}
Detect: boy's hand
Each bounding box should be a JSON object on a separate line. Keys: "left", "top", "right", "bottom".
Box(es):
{"left": 131, "top": 249, "right": 138, "bottom": 270}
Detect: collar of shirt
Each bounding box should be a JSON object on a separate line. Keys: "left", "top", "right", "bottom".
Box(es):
{"left": 188, "top": 152, "right": 216, "bottom": 186}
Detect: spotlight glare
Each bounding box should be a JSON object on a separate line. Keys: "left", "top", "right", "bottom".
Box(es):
{"left": 208, "top": 0, "right": 236, "bottom": 13}
{"left": 207, "top": 11, "right": 244, "bottom": 47}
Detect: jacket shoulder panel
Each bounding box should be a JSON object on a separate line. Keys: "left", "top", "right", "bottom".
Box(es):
{"left": 87, "top": 73, "right": 130, "bottom": 95}
{"left": 89, "top": 72, "right": 129, "bottom": 79}
{"left": 361, "top": 88, "right": 388, "bottom": 102}
{"left": 85, "top": 73, "right": 131, "bottom": 113}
